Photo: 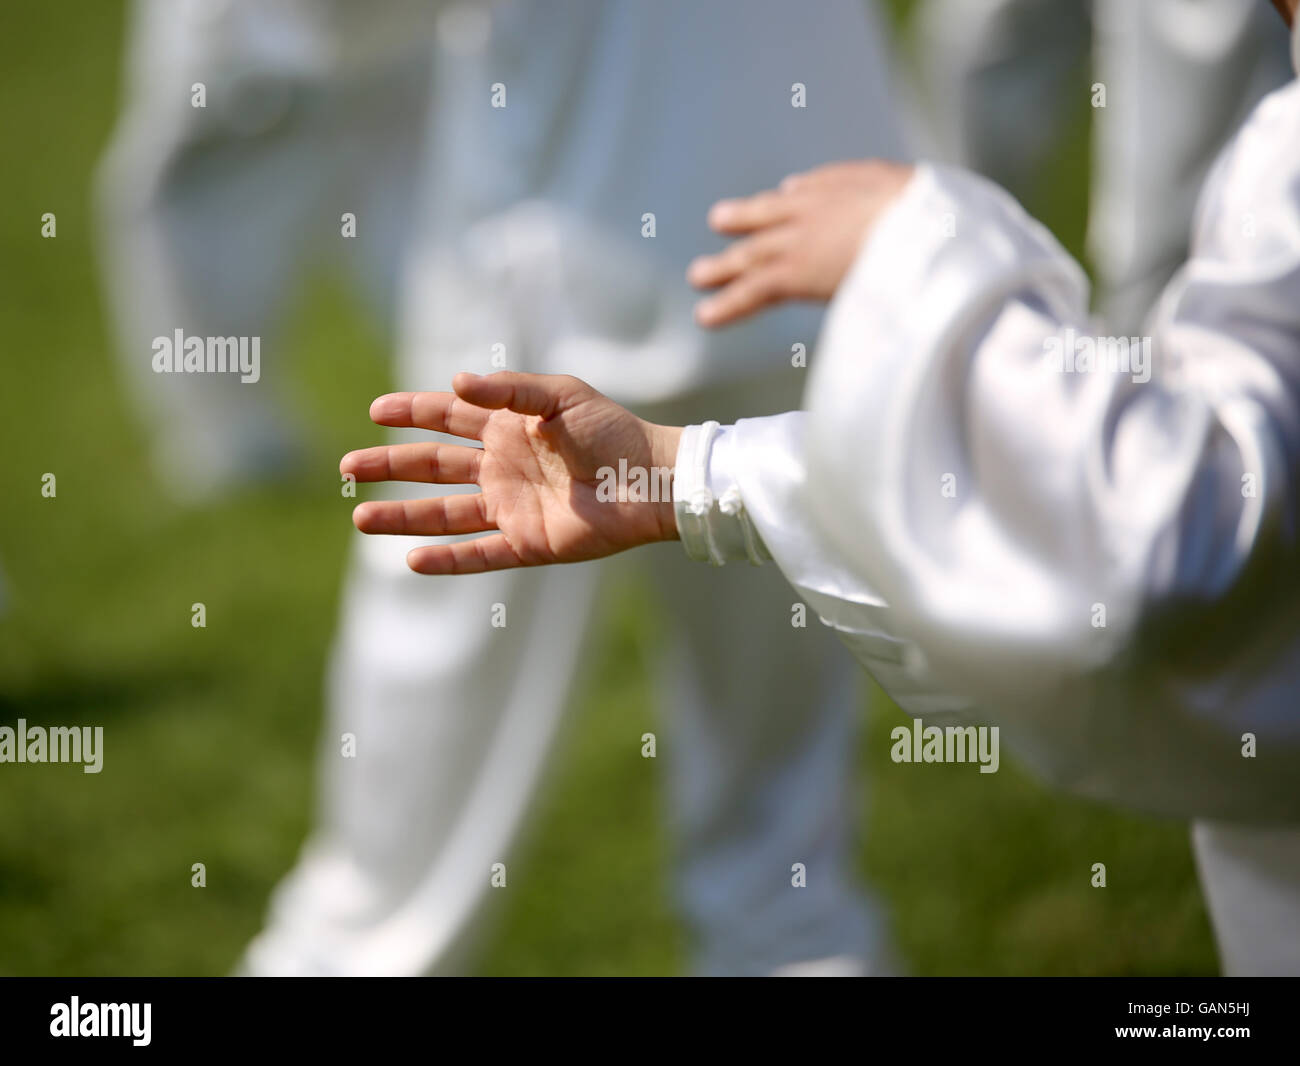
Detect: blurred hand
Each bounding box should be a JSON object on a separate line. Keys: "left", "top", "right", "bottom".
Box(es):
{"left": 342, "top": 372, "right": 683, "bottom": 575}
{"left": 688, "top": 159, "right": 914, "bottom": 327}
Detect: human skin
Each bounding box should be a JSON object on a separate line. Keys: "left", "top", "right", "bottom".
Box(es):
{"left": 342, "top": 374, "right": 683, "bottom": 574}
{"left": 689, "top": 160, "right": 914, "bottom": 328}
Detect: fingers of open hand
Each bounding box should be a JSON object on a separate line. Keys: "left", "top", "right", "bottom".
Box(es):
{"left": 352, "top": 493, "right": 493, "bottom": 538}
{"left": 694, "top": 267, "right": 792, "bottom": 327}
{"left": 369, "top": 392, "right": 490, "bottom": 441}
{"left": 687, "top": 226, "right": 790, "bottom": 290}
{"left": 706, "top": 188, "right": 798, "bottom": 235}
{"left": 453, "top": 371, "right": 586, "bottom": 419}
{"left": 405, "top": 536, "right": 523, "bottom": 575}
{"left": 340, "top": 442, "right": 482, "bottom": 485}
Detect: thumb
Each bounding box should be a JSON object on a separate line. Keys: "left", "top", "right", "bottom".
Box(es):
{"left": 452, "top": 371, "right": 589, "bottom": 420}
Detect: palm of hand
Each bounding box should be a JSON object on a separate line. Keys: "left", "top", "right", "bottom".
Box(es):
{"left": 346, "top": 373, "right": 681, "bottom": 575}
{"left": 476, "top": 400, "right": 665, "bottom": 566}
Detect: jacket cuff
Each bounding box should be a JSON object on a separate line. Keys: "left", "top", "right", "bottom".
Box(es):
{"left": 673, "top": 422, "right": 771, "bottom": 566}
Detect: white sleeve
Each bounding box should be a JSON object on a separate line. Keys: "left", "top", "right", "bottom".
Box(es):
{"left": 675, "top": 101, "right": 1300, "bottom": 817}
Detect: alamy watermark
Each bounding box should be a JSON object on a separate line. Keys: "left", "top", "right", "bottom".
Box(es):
{"left": 891, "top": 717, "right": 999, "bottom": 773}
{"left": 0, "top": 719, "right": 103, "bottom": 773}
{"left": 595, "top": 459, "right": 672, "bottom": 503}
{"left": 152, "top": 329, "right": 261, "bottom": 383}
{"left": 1044, "top": 327, "right": 1150, "bottom": 384}
{"left": 50, "top": 998, "right": 150, "bottom": 1046}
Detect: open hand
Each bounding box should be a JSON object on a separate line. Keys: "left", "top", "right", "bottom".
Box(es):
{"left": 341, "top": 372, "right": 683, "bottom": 575}
{"left": 688, "top": 159, "right": 914, "bottom": 327}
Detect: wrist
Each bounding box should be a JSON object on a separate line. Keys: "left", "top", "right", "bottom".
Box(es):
{"left": 650, "top": 423, "right": 682, "bottom": 542}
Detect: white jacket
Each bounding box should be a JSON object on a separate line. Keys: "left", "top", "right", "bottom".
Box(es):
{"left": 679, "top": 47, "right": 1300, "bottom": 822}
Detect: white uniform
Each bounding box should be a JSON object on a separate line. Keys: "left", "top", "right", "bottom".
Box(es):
{"left": 96, "top": 0, "right": 440, "bottom": 498}
{"left": 677, "top": 27, "right": 1300, "bottom": 973}
{"left": 233, "top": 0, "right": 910, "bottom": 975}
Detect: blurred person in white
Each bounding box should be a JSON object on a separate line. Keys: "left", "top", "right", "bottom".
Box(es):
{"left": 103, "top": 0, "right": 914, "bottom": 976}
{"left": 912, "top": 0, "right": 1293, "bottom": 334}
{"left": 96, "top": 0, "right": 440, "bottom": 500}
{"left": 336, "top": 0, "right": 1300, "bottom": 978}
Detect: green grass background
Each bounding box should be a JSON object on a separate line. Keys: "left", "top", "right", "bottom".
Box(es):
{"left": 0, "top": 0, "right": 1215, "bottom": 975}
